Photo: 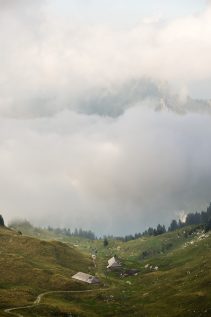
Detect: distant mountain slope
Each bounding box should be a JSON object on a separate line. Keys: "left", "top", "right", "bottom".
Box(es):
{"left": 74, "top": 78, "right": 211, "bottom": 117}
{"left": 92, "top": 225, "right": 211, "bottom": 264}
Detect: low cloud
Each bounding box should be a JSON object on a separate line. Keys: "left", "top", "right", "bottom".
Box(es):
{"left": 0, "top": 1, "right": 211, "bottom": 118}
{"left": 1, "top": 1, "right": 211, "bottom": 235}
{"left": 1, "top": 108, "right": 211, "bottom": 235}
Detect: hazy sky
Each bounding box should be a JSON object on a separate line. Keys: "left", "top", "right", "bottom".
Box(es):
{"left": 1, "top": 1, "right": 211, "bottom": 235}
{"left": 50, "top": 0, "right": 207, "bottom": 26}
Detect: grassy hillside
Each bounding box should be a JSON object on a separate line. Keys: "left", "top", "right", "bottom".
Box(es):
{"left": 0, "top": 226, "right": 93, "bottom": 311}
{"left": 1, "top": 225, "right": 211, "bottom": 316}
{"left": 35, "top": 227, "right": 211, "bottom": 317}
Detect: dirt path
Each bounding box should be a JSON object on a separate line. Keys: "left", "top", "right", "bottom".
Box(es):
{"left": 4, "top": 288, "right": 110, "bottom": 317}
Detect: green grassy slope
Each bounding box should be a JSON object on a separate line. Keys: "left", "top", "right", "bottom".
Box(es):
{"left": 43, "top": 229, "right": 210, "bottom": 317}
{"left": 1, "top": 225, "right": 211, "bottom": 316}
{"left": 0, "top": 226, "right": 92, "bottom": 311}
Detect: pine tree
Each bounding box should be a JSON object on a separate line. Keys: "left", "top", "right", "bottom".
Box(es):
{"left": 168, "top": 219, "right": 178, "bottom": 232}
{"left": 103, "top": 237, "right": 108, "bottom": 247}
{"left": 0, "top": 215, "right": 5, "bottom": 226}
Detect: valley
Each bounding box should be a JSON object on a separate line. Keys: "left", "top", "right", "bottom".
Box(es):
{"left": 0, "top": 224, "right": 210, "bottom": 316}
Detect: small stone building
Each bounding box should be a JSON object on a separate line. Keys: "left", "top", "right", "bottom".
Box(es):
{"left": 107, "top": 256, "right": 122, "bottom": 269}
{"left": 72, "top": 272, "right": 100, "bottom": 284}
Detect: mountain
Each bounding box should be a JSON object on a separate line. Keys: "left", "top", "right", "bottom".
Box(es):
{"left": 75, "top": 78, "right": 211, "bottom": 117}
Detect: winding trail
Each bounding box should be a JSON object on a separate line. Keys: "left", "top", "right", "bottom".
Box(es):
{"left": 4, "top": 288, "right": 110, "bottom": 317}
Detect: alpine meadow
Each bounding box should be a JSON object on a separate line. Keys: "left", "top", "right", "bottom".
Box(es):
{"left": 0, "top": 1, "right": 211, "bottom": 316}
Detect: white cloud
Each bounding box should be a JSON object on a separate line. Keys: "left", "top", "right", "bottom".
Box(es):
{"left": 1, "top": 108, "right": 211, "bottom": 235}
{"left": 0, "top": 1, "right": 211, "bottom": 235}
{"left": 0, "top": 1, "right": 211, "bottom": 118}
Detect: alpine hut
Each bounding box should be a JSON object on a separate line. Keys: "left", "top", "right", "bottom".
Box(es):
{"left": 72, "top": 272, "right": 100, "bottom": 284}
{"left": 107, "top": 256, "right": 122, "bottom": 270}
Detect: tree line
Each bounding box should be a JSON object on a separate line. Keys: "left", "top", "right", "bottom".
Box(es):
{"left": 6, "top": 218, "right": 96, "bottom": 240}
{"left": 104, "top": 202, "right": 211, "bottom": 242}
{"left": 1, "top": 202, "right": 211, "bottom": 241}
{"left": 46, "top": 226, "right": 96, "bottom": 240}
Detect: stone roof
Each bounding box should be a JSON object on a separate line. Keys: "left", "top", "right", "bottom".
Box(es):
{"left": 107, "top": 256, "right": 122, "bottom": 269}
{"left": 72, "top": 272, "right": 100, "bottom": 284}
